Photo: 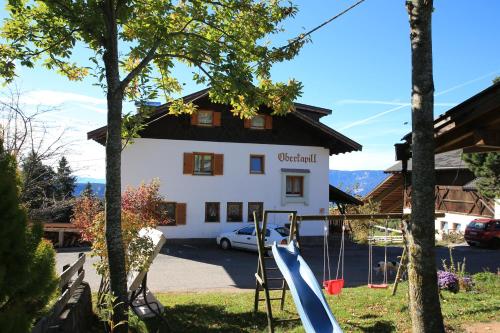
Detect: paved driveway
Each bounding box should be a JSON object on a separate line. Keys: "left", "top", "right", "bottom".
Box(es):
{"left": 56, "top": 241, "right": 499, "bottom": 293}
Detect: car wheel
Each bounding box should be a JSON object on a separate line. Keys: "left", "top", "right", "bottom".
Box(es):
{"left": 220, "top": 238, "right": 231, "bottom": 250}
{"left": 466, "top": 241, "right": 476, "bottom": 247}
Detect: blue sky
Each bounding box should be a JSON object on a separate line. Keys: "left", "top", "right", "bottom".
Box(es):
{"left": 1, "top": 0, "right": 499, "bottom": 179}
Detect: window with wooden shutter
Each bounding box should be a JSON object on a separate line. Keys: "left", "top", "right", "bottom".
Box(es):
{"left": 176, "top": 203, "right": 187, "bottom": 225}
{"left": 243, "top": 118, "right": 252, "bottom": 128}
{"left": 183, "top": 153, "right": 194, "bottom": 174}
{"left": 213, "top": 112, "right": 221, "bottom": 126}
{"left": 265, "top": 115, "right": 273, "bottom": 129}
{"left": 190, "top": 112, "right": 198, "bottom": 125}
{"left": 214, "top": 154, "right": 224, "bottom": 175}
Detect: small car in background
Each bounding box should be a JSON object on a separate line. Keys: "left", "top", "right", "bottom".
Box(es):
{"left": 216, "top": 224, "right": 289, "bottom": 251}
{"left": 464, "top": 218, "right": 500, "bottom": 248}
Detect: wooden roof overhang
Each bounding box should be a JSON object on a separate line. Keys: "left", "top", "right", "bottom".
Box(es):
{"left": 329, "top": 185, "right": 363, "bottom": 206}
{"left": 402, "top": 84, "right": 500, "bottom": 154}
{"left": 363, "top": 173, "right": 404, "bottom": 213}
{"left": 87, "top": 88, "right": 362, "bottom": 155}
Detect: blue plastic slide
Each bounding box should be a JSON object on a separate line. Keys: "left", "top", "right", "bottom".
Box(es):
{"left": 272, "top": 241, "right": 343, "bottom": 333}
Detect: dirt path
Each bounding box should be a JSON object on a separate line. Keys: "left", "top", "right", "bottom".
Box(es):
{"left": 464, "top": 322, "right": 500, "bottom": 332}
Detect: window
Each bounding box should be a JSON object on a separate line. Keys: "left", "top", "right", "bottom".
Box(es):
{"left": 275, "top": 227, "right": 290, "bottom": 237}
{"left": 286, "top": 176, "right": 304, "bottom": 197}
{"left": 197, "top": 110, "right": 213, "bottom": 126}
{"left": 248, "top": 202, "right": 263, "bottom": 222}
{"left": 157, "top": 202, "right": 187, "bottom": 225}
{"left": 237, "top": 226, "right": 254, "bottom": 235}
{"left": 194, "top": 153, "right": 213, "bottom": 175}
{"left": 467, "top": 221, "right": 486, "bottom": 230}
{"left": 250, "top": 115, "right": 266, "bottom": 129}
{"left": 158, "top": 202, "right": 176, "bottom": 226}
{"left": 205, "top": 202, "right": 220, "bottom": 222}
{"left": 250, "top": 155, "right": 265, "bottom": 174}
{"left": 227, "top": 202, "right": 243, "bottom": 222}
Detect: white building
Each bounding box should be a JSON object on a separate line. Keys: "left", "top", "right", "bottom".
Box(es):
{"left": 88, "top": 89, "right": 361, "bottom": 239}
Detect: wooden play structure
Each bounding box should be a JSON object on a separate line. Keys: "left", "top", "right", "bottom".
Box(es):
{"left": 252, "top": 211, "right": 430, "bottom": 333}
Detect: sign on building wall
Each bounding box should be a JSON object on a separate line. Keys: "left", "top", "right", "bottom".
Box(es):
{"left": 277, "top": 153, "right": 317, "bottom": 163}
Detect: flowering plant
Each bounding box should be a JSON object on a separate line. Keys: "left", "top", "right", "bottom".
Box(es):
{"left": 437, "top": 270, "right": 459, "bottom": 293}
{"left": 71, "top": 178, "right": 166, "bottom": 275}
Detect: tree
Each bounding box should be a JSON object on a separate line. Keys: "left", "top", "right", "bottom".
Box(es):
{"left": 493, "top": 76, "right": 500, "bottom": 85}
{"left": 0, "top": 139, "right": 58, "bottom": 332}
{"left": 82, "top": 182, "right": 95, "bottom": 197}
{"left": 463, "top": 152, "right": 500, "bottom": 199}
{"left": 405, "top": 1, "right": 445, "bottom": 332}
{"left": 0, "top": 87, "right": 70, "bottom": 165}
{"left": 20, "top": 151, "right": 56, "bottom": 210}
{"left": 55, "top": 156, "right": 76, "bottom": 200}
{"left": 1, "top": 1, "right": 305, "bottom": 328}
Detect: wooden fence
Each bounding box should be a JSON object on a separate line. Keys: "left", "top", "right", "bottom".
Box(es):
{"left": 32, "top": 253, "right": 86, "bottom": 333}
{"left": 368, "top": 235, "right": 404, "bottom": 244}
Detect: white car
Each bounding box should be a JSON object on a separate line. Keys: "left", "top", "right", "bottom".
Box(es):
{"left": 216, "top": 224, "right": 289, "bottom": 251}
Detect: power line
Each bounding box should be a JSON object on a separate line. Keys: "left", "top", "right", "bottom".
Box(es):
{"left": 278, "top": 0, "right": 367, "bottom": 52}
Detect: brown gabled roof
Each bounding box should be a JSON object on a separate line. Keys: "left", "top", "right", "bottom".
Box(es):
{"left": 363, "top": 173, "right": 404, "bottom": 214}
{"left": 87, "top": 88, "right": 361, "bottom": 155}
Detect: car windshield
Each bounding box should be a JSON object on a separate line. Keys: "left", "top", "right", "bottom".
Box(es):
{"left": 468, "top": 221, "right": 487, "bottom": 230}
{"left": 274, "top": 227, "right": 290, "bottom": 237}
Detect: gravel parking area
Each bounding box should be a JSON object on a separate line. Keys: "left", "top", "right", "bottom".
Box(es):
{"left": 56, "top": 241, "right": 499, "bottom": 293}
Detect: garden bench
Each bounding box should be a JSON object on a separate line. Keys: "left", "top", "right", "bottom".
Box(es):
{"left": 127, "top": 227, "right": 166, "bottom": 319}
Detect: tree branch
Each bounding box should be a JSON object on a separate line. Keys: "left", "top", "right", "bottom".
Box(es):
{"left": 119, "top": 41, "right": 160, "bottom": 93}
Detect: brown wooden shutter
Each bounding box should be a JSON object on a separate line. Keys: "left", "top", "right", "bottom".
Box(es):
{"left": 243, "top": 118, "right": 252, "bottom": 128}
{"left": 265, "top": 115, "right": 273, "bottom": 129}
{"left": 213, "top": 112, "right": 221, "bottom": 126}
{"left": 176, "top": 203, "right": 186, "bottom": 225}
{"left": 183, "top": 153, "right": 193, "bottom": 174}
{"left": 214, "top": 154, "right": 224, "bottom": 175}
{"left": 190, "top": 112, "right": 198, "bottom": 125}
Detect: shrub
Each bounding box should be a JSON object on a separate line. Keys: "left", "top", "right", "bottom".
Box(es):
{"left": 346, "top": 199, "right": 382, "bottom": 243}
{"left": 441, "top": 246, "right": 474, "bottom": 292}
{"left": 72, "top": 178, "right": 166, "bottom": 276}
{"left": 437, "top": 270, "right": 459, "bottom": 293}
{"left": 0, "top": 140, "right": 58, "bottom": 332}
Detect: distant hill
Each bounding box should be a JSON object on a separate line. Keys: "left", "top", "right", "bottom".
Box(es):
{"left": 74, "top": 182, "right": 106, "bottom": 198}
{"left": 329, "top": 170, "right": 388, "bottom": 197}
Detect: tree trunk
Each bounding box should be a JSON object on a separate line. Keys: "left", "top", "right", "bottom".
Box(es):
{"left": 103, "top": 0, "right": 128, "bottom": 331}
{"left": 405, "top": 1, "right": 445, "bottom": 332}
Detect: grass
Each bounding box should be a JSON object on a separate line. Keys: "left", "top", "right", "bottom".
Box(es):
{"left": 132, "top": 272, "right": 500, "bottom": 333}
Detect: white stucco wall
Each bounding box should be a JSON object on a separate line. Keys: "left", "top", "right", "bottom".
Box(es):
{"left": 121, "top": 138, "right": 330, "bottom": 239}
{"left": 435, "top": 212, "right": 484, "bottom": 233}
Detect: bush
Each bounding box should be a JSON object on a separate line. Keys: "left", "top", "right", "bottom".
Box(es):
{"left": 437, "top": 270, "right": 459, "bottom": 293}
{"left": 72, "top": 178, "right": 167, "bottom": 276}
{"left": 0, "top": 140, "right": 58, "bottom": 332}
{"left": 346, "top": 199, "right": 382, "bottom": 243}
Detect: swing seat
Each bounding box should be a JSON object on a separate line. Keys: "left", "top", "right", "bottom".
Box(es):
{"left": 368, "top": 283, "right": 388, "bottom": 289}
{"left": 323, "top": 279, "right": 344, "bottom": 295}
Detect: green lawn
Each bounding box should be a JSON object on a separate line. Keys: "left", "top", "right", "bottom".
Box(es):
{"left": 136, "top": 272, "right": 500, "bottom": 333}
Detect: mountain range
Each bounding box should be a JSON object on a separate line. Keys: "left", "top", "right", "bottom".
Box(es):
{"left": 74, "top": 172, "right": 387, "bottom": 198}
{"left": 328, "top": 170, "right": 387, "bottom": 197}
